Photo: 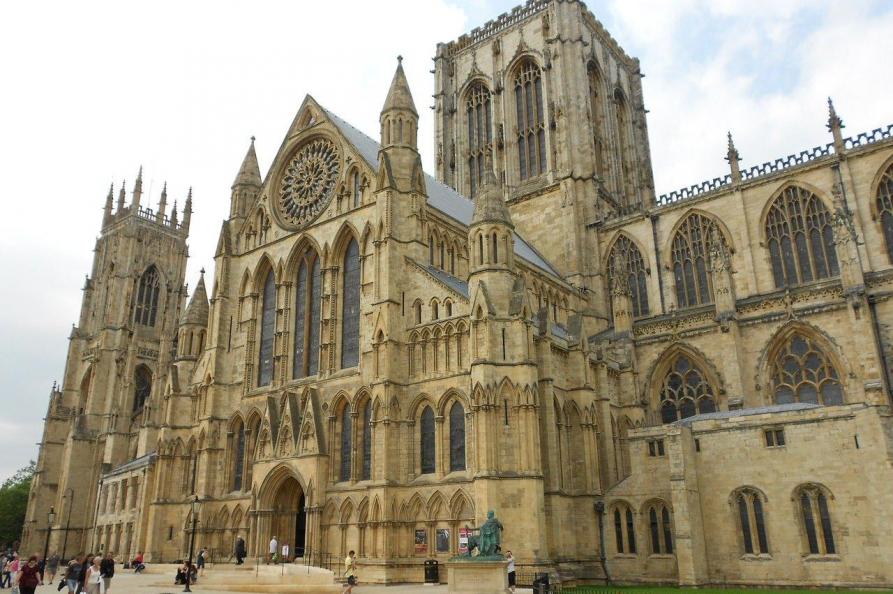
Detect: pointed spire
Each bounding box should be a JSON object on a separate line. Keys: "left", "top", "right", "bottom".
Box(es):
{"left": 182, "top": 187, "right": 193, "bottom": 233}
{"left": 725, "top": 131, "right": 741, "bottom": 183}
{"left": 156, "top": 181, "right": 168, "bottom": 223}
{"left": 827, "top": 97, "right": 845, "bottom": 153}
{"left": 103, "top": 182, "right": 114, "bottom": 224}
{"left": 232, "top": 136, "right": 262, "bottom": 188}
{"left": 181, "top": 270, "right": 210, "bottom": 327}
{"left": 132, "top": 166, "right": 143, "bottom": 208}
{"left": 117, "top": 180, "right": 126, "bottom": 213}
{"left": 382, "top": 55, "right": 418, "bottom": 117}
{"left": 472, "top": 150, "right": 513, "bottom": 228}
{"left": 170, "top": 200, "right": 178, "bottom": 227}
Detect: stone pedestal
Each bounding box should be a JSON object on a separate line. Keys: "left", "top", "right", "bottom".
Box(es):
{"left": 446, "top": 560, "right": 510, "bottom": 594}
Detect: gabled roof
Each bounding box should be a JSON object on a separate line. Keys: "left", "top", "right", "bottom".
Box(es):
{"left": 321, "top": 107, "right": 562, "bottom": 279}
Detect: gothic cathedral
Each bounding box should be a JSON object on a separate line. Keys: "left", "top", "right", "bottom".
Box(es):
{"left": 23, "top": 0, "right": 893, "bottom": 587}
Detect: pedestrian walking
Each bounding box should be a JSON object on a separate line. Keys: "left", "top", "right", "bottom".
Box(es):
{"left": 46, "top": 553, "right": 60, "bottom": 585}
{"left": 64, "top": 554, "right": 84, "bottom": 594}
{"left": 16, "top": 555, "right": 41, "bottom": 594}
{"left": 342, "top": 550, "right": 356, "bottom": 594}
{"left": 234, "top": 536, "right": 246, "bottom": 565}
{"left": 196, "top": 548, "right": 207, "bottom": 576}
{"left": 268, "top": 536, "right": 278, "bottom": 564}
{"left": 100, "top": 551, "right": 115, "bottom": 592}
{"left": 84, "top": 556, "right": 102, "bottom": 594}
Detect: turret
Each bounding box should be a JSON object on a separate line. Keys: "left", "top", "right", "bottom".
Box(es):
{"left": 132, "top": 166, "right": 143, "bottom": 209}
{"left": 103, "top": 183, "right": 114, "bottom": 226}
{"left": 182, "top": 188, "right": 192, "bottom": 234}
{"left": 378, "top": 57, "right": 424, "bottom": 193}
{"left": 827, "top": 97, "right": 845, "bottom": 154}
{"left": 177, "top": 269, "right": 209, "bottom": 360}
{"left": 116, "top": 181, "right": 126, "bottom": 213}
{"left": 726, "top": 132, "right": 742, "bottom": 184}
{"left": 156, "top": 182, "right": 168, "bottom": 224}
{"left": 231, "top": 137, "right": 261, "bottom": 219}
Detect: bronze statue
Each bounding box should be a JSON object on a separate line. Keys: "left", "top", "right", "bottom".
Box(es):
{"left": 479, "top": 510, "right": 504, "bottom": 557}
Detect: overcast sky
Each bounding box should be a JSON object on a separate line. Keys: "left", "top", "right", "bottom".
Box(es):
{"left": 0, "top": 0, "right": 890, "bottom": 482}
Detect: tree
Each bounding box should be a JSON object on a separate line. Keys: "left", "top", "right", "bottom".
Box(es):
{"left": 0, "top": 461, "right": 35, "bottom": 548}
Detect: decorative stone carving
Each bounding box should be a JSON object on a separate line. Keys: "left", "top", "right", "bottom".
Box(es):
{"left": 278, "top": 138, "right": 340, "bottom": 228}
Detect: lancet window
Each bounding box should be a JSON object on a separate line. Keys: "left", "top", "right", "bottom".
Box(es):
{"left": 647, "top": 503, "right": 674, "bottom": 555}
{"left": 341, "top": 239, "right": 361, "bottom": 368}
{"left": 293, "top": 250, "right": 321, "bottom": 379}
{"left": 420, "top": 406, "right": 435, "bottom": 474}
{"left": 133, "top": 265, "right": 161, "bottom": 326}
{"left": 876, "top": 164, "right": 893, "bottom": 263}
{"left": 671, "top": 214, "right": 723, "bottom": 308}
{"left": 587, "top": 63, "right": 606, "bottom": 178}
{"left": 133, "top": 365, "right": 152, "bottom": 412}
{"left": 514, "top": 60, "right": 546, "bottom": 181}
{"left": 735, "top": 489, "right": 769, "bottom": 555}
{"left": 231, "top": 420, "right": 245, "bottom": 492}
{"left": 613, "top": 504, "right": 637, "bottom": 554}
{"left": 466, "top": 82, "right": 493, "bottom": 198}
{"left": 339, "top": 405, "right": 352, "bottom": 482}
{"left": 658, "top": 354, "right": 717, "bottom": 423}
{"left": 766, "top": 186, "right": 839, "bottom": 287}
{"left": 257, "top": 270, "right": 276, "bottom": 386}
{"left": 361, "top": 400, "right": 372, "bottom": 481}
{"left": 770, "top": 332, "right": 843, "bottom": 405}
{"left": 449, "top": 401, "right": 466, "bottom": 472}
{"left": 798, "top": 485, "right": 836, "bottom": 555}
{"left": 607, "top": 235, "right": 649, "bottom": 317}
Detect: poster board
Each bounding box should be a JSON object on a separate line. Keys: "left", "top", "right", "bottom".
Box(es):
{"left": 436, "top": 528, "right": 451, "bottom": 553}
{"left": 459, "top": 528, "right": 472, "bottom": 554}
{"left": 414, "top": 528, "right": 428, "bottom": 554}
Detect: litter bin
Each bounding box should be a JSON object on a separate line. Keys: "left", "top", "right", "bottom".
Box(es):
{"left": 532, "top": 572, "right": 550, "bottom": 593}
{"left": 424, "top": 559, "right": 439, "bottom": 583}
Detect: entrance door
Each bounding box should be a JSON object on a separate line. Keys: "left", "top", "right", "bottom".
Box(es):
{"left": 271, "top": 476, "right": 305, "bottom": 561}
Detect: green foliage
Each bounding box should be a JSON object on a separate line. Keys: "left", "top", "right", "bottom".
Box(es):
{"left": 0, "top": 461, "right": 36, "bottom": 548}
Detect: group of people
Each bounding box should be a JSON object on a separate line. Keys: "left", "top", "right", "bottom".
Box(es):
{"left": 61, "top": 551, "right": 116, "bottom": 594}
{"left": 0, "top": 552, "right": 42, "bottom": 594}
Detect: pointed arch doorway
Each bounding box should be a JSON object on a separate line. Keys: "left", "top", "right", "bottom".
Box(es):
{"left": 271, "top": 475, "right": 307, "bottom": 559}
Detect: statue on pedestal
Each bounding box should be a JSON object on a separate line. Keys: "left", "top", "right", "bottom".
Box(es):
{"left": 454, "top": 510, "right": 504, "bottom": 561}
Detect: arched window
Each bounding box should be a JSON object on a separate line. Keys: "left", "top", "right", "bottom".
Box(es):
{"left": 877, "top": 164, "right": 893, "bottom": 263}
{"left": 646, "top": 503, "right": 673, "bottom": 555}
{"left": 607, "top": 236, "right": 650, "bottom": 317}
{"left": 672, "top": 214, "right": 722, "bottom": 308}
{"left": 514, "top": 60, "right": 546, "bottom": 181}
{"left": 257, "top": 270, "right": 276, "bottom": 386}
{"left": 613, "top": 504, "right": 637, "bottom": 554}
{"left": 735, "top": 489, "right": 768, "bottom": 554}
{"left": 445, "top": 301, "right": 453, "bottom": 317}
{"left": 614, "top": 89, "right": 635, "bottom": 204}
{"left": 231, "top": 421, "right": 245, "bottom": 491}
{"left": 449, "top": 401, "right": 466, "bottom": 472}
{"left": 658, "top": 354, "right": 717, "bottom": 423}
{"left": 341, "top": 239, "right": 361, "bottom": 368}
{"left": 133, "top": 365, "right": 152, "bottom": 412}
{"left": 133, "top": 265, "right": 161, "bottom": 326}
{"left": 361, "top": 400, "right": 372, "bottom": 481}
{"left": 420, "top": 406, "right": 435, "bottom": 474}
{"left": 466, "top": 82, "right": 493, "bottom": 198}
{"left": 797, "top": 485, "right": 835, "bottom": 555}
{"left": 339, "top": 404, "right": 352, "bottom": 482}
{"left": 588, "top": 63, "right": 606, "bottom": 177}
{"left": 770, "top": 332, "right": 843, "bottom": 405}
{"left": 766, "top": 186, "right": 839, "bottom": 287}
{"left": 293, "top": 251, "right": 321, "bottom": 379}
{"left": 413, "top": 301, "right": 422, "bottom": 325}
{"left": 352, "top": 170, "right": 362, "bottom": 208}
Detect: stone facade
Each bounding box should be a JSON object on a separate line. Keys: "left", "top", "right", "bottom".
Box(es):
{"left": 22, "top": 0, "right": 893, "bottom": 587}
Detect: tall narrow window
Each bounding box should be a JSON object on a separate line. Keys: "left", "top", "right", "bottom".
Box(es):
{"left": 614, "top": 89, "right": 636, "bottom": 205}
{"left": 614, "top": 509, "right": 624, "bottom": 553}
{"left": 232, "top": 422, "right": 245, "bottom": 491}
{"left": 133, "top": 265, "right": 161, "bottom": 326}
{"left": 588, "top": 63, "right": 606, "bottom": 178}
{"left": 877, "top": 164, "right": 893, "bottom": 263}
{"left": 466, "top": 82, "right": 493, "bottom": 198}
{"left": 607, "top": 235, "right": 650, "bottom": 317}
{"left": 257, "top": 270, "right": 276, "bottom": 386}
{"left": 735, "top": 489, "right": 769, "bottom": 554}
{"left": 339, "top": 405, "right": 352, "bottom": 482}
{"left": 361, "top": 400, "right": 372, "bottom": 480}
{"left": 133, "top": 365, "right": 152, "bottom": 412}
{"left": 352, "top": 171, "right": 362, "bottom": 208}
{"left": 672, "top": 214, "right": 722, "bottom": 308}
{"left": 420, "top": 406, "right": 435, "bottom": 474}
{"left": 770, "top": 332, "right": 843, "bottom": 405}
{"left": 649, "top": 508, "right": 660, "bottom": 554}
{"left": 646, "top": 504, "right": 673, "bottom": 555}
{"left": 625, "top": 508, "right": 637, "bottom": 554}
{"left": 798, "top": 485, "right": 836, "bottom": 555}
{"left": 293, "top": 251, "right": 321, "bottom": 379}
{"left": 449, "top": 401, "right": 466, "bottom": 472}
{"left": 661, "top": 507, "right": 674, "bottom": 554}
{"left": 514, "top": 60, "right": 546, "bottom": 181}
{"left": 766, "top": 186, "right": 839, "bottom": 287}
{"left": 341, "top": 239, "right": 361, "bottom": 368}
{"left": 658, "top": 354, "right": 717, "bottom": 423}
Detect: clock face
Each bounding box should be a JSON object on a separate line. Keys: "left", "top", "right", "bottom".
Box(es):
{"left": 277, "top": 138, "right": 340, "bottom": 228}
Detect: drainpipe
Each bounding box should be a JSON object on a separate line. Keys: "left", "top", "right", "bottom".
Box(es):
{"left": 594, "top": 501, "right": 611, "bottom": 585}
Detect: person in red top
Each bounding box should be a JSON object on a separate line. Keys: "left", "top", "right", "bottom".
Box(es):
{"left": 16, "top": 555, "right": 41, "bottom": 594}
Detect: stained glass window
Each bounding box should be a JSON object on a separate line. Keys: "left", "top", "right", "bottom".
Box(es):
{"left": 658, "top": 355, "right": 717, "bottom": 423}
{"left": 766, "top": 186, "right": 839, "bottom": 287}
{"left": 340, "top": 405, "right": 352, "bottom": 482}
{"left": 466, "top": 82, "right": 493, "bottom": 198}
{"left": 661, "top": 507, "right": 673, "bottom": 554}
{"left": 362, "top": 400, "right": 372, "bottom": 481}
{"left": 614, "top": 509, "right": 624, "bottom": 553}
{"left": 672, "top": 214, "right": 721, "bottom": 308}
{"left": 293, "top": 252, "right": 321, "bottom": 379}
{"left": 625, "top": 508, "right": 637, "bottom": 554}
{"left": 770, "top": 333, "right": 843, "bottom": 405}
{"left": 607, "top": 235, "right": 649, "bottom": 317}
{"left": 514, "top": 60, "right": 546, "bottom": 181}
{"left": 232, "top": 423, "right": 245, "bottom": 491}
{"left": 133, "top": 366, "right": 152, "bottom": 412}
{"left": 257, "top": 270, "right": 276, "bottom": 386}
{"left": 878, "top": 164, "right": 893, "bottom": 263}
{"left": 420, "top": 406, "right": 435, "bottom": 474}
{"left": 449, "top": 401, "right": 466, "bottom": 472}
{"left": 341, "top": 239, "right": 361, "bottom": 368}
{"left": 133, "top": 265, "right": 161, "bottom": 326}
{"left": 736, "top": 490, "right": 768, "bottom": 554}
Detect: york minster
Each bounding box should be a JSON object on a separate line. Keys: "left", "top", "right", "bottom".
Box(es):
{"left": 21, "top": 0, "right": 893, "bottom": 587}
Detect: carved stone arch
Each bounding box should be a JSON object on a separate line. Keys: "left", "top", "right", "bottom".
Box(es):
{"left": 371, "top": 496, "right": 382, "bottom": 522}
{"left": 239, "top": 269, "right": 252, "bottom": 299}
{"left": 252, "top": 253, "right": 278, "bottom": 292}
{"left": 663, "top": 208, "right": 736, "bottom": 271}
{"left": 404, "top": 493, "right": 425, "bottom": 522}
{"left": 471, "top": 383, "right": 488, "bottom": 408}
{"left": 496, "top": 377, "right": 518, "bottom": 406}
{"left": 729, "top": 485, "right": 769, "bottom": 505}
{"left": 640, "top": 497, "right": 673, "bottom": 516}
{"left": 437, "top": 388, "right": 470, "bottom": 417}
{"left": 330, "top": 391, "right": 352, "bottom": 416}
{"left": 755, "top": 320, "right": 849, "bottom": 405}
{"left": 791, "top": 481, "right": 835, "bottom": 502}
{"left": 231, "top": 505, "right": 244, "bottom": 531}
{"left": 643, "top": 343, "right": 724, "bottom": 424}
{"left": 427, "top": 491, "right": 447, "bottom": 521}
{"left": 321, "top": 500, "right": 338, "bottom": 526}
{"left": 458, "top": 74, "right": 495, "bottom": 102}
{"left": 643, "top": 342, "right": 726, "bottom": 404}
{"left": 759, "top": 180, "right": 836, "bottom": 241}
{"left": 283, "top": 234, "right": 323, "bottom": 279}
{"left": 408, "top": 393, "right": 436, "bottom": 420}
{"left": 603, "top": 230, "right": 652, "bottom": 276}
{"left": 256, "top": 463, "right": 309, "bottom": 508}
{"left": 504, "top": 52, "right": 544, "bottom": 82}
{"left": 357, "top": 496, "right": 370, "bottom": 523}
{"left": 330, "top": 222, "right": 362, "bottom": 266}
{"left": 449, "top": 489, "right": 474, "bottom": 520}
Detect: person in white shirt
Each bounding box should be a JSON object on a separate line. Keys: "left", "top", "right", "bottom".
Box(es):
{"left": 506, "top": 550, "right": 516, "bottom": 593}
{"left": 268, "top": 536, "right": 278, "bottom": 564}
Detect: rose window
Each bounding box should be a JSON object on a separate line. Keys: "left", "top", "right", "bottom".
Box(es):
{"left": 278, "top": 138, "right": 340, "bottom": 227}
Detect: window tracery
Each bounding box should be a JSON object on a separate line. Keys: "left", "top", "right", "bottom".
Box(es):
{"left": 876, "top": 164, "right": 893, "bottom": 263}
{"left": 514, "top": 60, "right": 546, "bottom": 181}
{"left": 671, "top": 214, "right": 723, "bottom": 308}
{"left": 341, "top": 239, "right": 361, "bottom": 368}
{"left": 293, "top": 251, "right": 321, "bottom": 379}
{"left": 797, "top": 485, "right": 836, "bottom": 555}
{"left": 658, "top": 354, "right": 717, "bottom": 423}
{"left": 770, "top": 332, "right": 843, "bottom": 405}
{"left": 257, "top": 270, "right": 276, "bottom": 386}
{"left": 278, "top": 138, "right": 340, "bottom": 228}
{"left": 133, "top": 265, "right": 161, "bottom": 326}
{"left": 607, "top": 235, "right": 649, "bottom": 317}
{"left": 466, "top": 82, "right": 493, "bottom": 198}
{"left": 735, "top": 489, "right": 768, "bottom": 555}
{"left": 766, "top": 186, "right": 839, "bottom": 287}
